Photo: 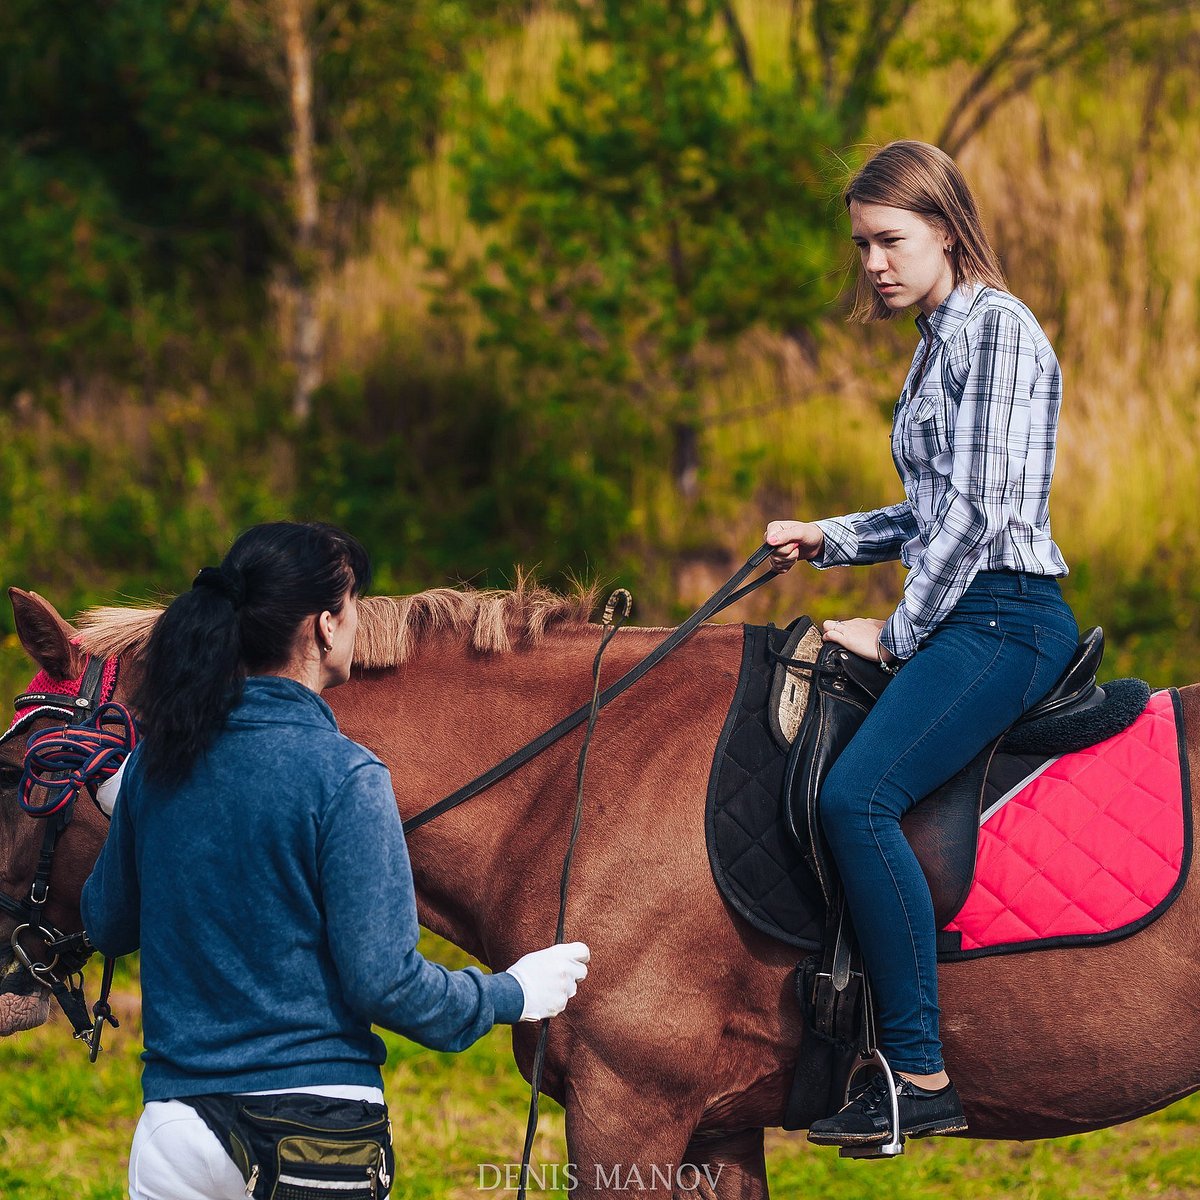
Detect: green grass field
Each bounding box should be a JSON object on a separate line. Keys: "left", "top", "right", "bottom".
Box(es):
{"left": 3, "top": 939, "right": 1198, "bottom": 1199}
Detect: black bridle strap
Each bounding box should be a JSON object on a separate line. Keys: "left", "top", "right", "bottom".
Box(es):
{"left": 88, "top": 954, "right": 120, "bottom": 1062}
{"left": 403, "top": 544, "right": 780, "bottom": 835}
{"left": 0, "top": 815, "right": 64, "bottom": 925}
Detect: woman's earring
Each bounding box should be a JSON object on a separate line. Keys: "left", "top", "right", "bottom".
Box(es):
{"left": 323, "top": 643, "right": 334, "bottom": 653}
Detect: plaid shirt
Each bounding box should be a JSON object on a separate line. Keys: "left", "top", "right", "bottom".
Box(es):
{"left": 814, "top": 284, "right": 1068, "bottom": 660}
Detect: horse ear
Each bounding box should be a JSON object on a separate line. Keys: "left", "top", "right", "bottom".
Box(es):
{"left": 8, "top": 588, "right": 85, "bottom": 681}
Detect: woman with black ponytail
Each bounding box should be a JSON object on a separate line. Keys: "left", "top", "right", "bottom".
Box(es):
{"left": 81, "top": 522, "right": 589, "bottom": 1200}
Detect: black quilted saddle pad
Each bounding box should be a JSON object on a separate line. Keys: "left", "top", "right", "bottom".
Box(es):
{"left": 705, "top": 623, "right": 824, "bottom": 950}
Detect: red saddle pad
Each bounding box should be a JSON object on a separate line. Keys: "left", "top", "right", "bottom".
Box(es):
{"left": 942, "top": 688, "right": 1189, "bottom": 958}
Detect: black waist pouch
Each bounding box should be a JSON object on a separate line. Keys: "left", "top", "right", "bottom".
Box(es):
{"left": 180, "top": 1091, "right": 394, "bottom": 1199}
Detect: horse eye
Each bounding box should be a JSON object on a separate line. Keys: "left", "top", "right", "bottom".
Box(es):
{"left": 0, "top": 765, "right": 21, "bottom": 790}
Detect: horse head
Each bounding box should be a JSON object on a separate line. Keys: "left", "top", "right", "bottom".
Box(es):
{"left": 0, "top": 588, "right": 127, "bottom": 1036}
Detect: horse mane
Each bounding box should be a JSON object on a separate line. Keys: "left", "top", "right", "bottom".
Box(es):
{"left": 353, "top": 576, "right": 599, "bottom": 667}
{"left": 74, "top": 573, "right": 599, "bottom": 667}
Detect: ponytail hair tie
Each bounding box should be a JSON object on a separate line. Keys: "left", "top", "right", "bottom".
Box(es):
{"left": 192, "top": 565, "right": 246, "bottom": 610}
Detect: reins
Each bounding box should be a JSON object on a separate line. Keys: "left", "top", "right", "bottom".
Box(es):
{"left": 403, "top": 542, "right": 780, "bottom": 836}
{"left": 517, "top": 588, "right": 631, "bottom": 1200}
{"left": 18, "top": 702, "right": 136, "bottom": 818}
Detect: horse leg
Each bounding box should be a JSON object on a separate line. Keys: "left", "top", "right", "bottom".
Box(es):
{"left": 677, "top": 1128, "right": 769, "bottom": 1200}
{"left": 561, "top": 1061, "right": 703, "bottom": 1198}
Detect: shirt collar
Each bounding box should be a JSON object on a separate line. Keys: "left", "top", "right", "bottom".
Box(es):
{"left": 238, "top": 674, "right": 340, "bottom": 731}
{"left": 915, "top": 282, "right": 980, "bottom": 347}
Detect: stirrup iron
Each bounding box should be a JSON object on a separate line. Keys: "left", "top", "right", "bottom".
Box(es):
{"left": 838, "top": 1050, "right": 905, "bottom": 1159}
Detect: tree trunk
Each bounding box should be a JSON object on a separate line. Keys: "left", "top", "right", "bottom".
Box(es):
{"left": 279, "top": 0, "right": 322, "bottom": 422}
{"left": 672, "top": 420, "right": 700, "bottom": 500}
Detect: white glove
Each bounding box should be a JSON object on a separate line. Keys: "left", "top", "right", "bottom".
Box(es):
{"left": 93, "top": 756, "right": 129, "bottom": 818}
{"left": 505, "top": 941, "right": 590, "bottom": 1022}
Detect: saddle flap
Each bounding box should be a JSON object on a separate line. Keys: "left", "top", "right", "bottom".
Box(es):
{"left": 900, "top": 738, "right": 1001, "bottom": 928}
{"left": 784, "top": 641, "right": 899, "bottom": 906}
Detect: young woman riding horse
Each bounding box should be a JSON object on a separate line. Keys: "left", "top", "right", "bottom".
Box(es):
{"left": 81, "top": 522, "right": 589, "bottom": 1199}
{"left": 767, "top": 140, "right": 1080, "bottom": 1146}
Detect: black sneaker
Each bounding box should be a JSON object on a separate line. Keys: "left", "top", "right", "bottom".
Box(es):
{"left": 807, "top": 1072, "right": 968, "bottom": 1147}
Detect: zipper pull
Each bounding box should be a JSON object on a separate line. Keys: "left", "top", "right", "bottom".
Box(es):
{"left": 244, "top": 1164, "right": 259, "bottom": 1197}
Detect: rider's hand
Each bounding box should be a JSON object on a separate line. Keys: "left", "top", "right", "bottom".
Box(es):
{"left": 505, "top": 942, "right": 590, "bottom": 1021}
{"left": 822, "top": 617, "right": 892, "bottom": 664}
{"left": 764, "top": 521, "right": 825, "bottom": 573}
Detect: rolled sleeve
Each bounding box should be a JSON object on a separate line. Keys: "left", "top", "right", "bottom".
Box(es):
{"left": 812, "top": 516, "right": 859, "bottom": 566}
{"left": 880, "top": 603, "right": 919, "bottom": 661}
{"left": 813, "top": 503, "right": 917, "bottom": 569}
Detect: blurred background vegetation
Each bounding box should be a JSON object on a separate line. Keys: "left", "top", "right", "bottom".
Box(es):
{"left": 4, "top": 3, "right": 1200, "bottom": 1192}
{"left": 3, "top": 0, "right": 1199, "bottom": 699}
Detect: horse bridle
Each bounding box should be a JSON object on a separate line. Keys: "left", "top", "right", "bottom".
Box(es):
{"left": 0, "top": 653, "right": 123, "bottom": 1058}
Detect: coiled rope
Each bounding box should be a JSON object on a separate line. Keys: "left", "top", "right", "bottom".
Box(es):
{"left": 18, "top": 702, "right": 138, "bottom": 818}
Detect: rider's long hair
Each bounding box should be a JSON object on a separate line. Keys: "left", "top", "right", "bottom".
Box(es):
{"left": 844, "top": 140, "right": 1008, "bottom": 322}
{"left": 133, "top": 522, "right": 371, "bottom": 787}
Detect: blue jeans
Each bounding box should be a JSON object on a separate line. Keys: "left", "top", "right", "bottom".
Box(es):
{"left": 818, "top": 572, "right": 1079, "bottom": 1073}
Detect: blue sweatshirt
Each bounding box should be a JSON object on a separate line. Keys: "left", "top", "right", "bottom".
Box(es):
{"left": 80, "top": 675, "right": 524, "bottom": 1102}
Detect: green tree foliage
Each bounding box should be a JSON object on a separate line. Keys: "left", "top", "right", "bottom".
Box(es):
{"left": 2, "top": 0, "right": 1197, "bottom": 693}
{"left": 926, "top": 0, "right": 1197, "bottom": 153}
{"left": 310, "top": 0, "right": 531, "bottom": 252}
{"left": 448, "top": 0, "right": 844, "bottom": 560}
{"left": 0, "top": 0, "right": 525, "bottom": 400}
{"left": 0, "top": 0, "right": 284, "bottom": 391}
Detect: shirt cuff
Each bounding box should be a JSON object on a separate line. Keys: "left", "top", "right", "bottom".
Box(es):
{"left": 881, "top": 606, "right": 919, "bottom": 662}
{"left": 812, "top": 517, "right": 859, "bottom": 568}
{"left": 487, "top": 970, "right": 528, "bottom": 1025}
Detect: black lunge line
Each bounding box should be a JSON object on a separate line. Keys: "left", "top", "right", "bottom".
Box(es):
{"left": 516, "top": 588, "right": 631, "bottom": 1200}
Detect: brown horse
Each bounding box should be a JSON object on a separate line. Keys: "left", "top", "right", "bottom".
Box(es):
{"left": 3, "top": 581, "right": 1200, "bottom": 1198}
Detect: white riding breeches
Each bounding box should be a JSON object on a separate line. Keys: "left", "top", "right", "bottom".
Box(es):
{"left": 128, "top": 1100, "right": 246, "bottom": 1200}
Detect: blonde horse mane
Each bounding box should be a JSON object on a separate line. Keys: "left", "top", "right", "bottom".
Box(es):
{"left": 74, "top": 572, "right": 599, "bottom": 667}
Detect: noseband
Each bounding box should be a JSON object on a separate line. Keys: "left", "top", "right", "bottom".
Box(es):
{"left": 0, "top": 654, "right": 134, "bottom": 1058}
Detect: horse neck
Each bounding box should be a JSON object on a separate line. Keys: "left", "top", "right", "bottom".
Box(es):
{"left": 330, "top": 622, "right": 739, "bottom": 966}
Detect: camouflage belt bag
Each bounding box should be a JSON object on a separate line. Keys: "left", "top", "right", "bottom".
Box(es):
{"left": 182, "top": 1092, "right": 394, "bottom": 1200}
